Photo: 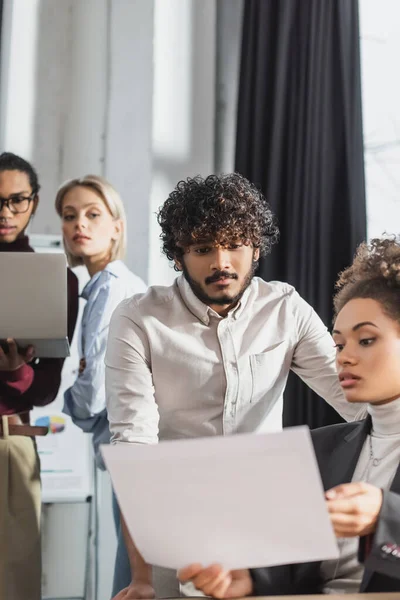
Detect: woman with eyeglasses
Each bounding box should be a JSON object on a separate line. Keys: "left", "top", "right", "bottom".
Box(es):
{"left": 0, "top": 152, "right": 79, "bottom": 599}
{"left": 179, "top": 237, "right": 400, "bottom": 596}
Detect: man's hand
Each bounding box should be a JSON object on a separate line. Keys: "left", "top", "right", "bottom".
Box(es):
{"left": 0, "top": 339, "right": 35, "bottom": 371}
{"left": 178, "top": 564, "right": 253, "bottom": 599}
{"left": 116, "top": 513, "right": 154, "bottom": 599}
{"left": 326, "top": 482, "right": 383, "bottom": 538}
{"left": 112, "top": 581, "right": 155, "bottom": 600}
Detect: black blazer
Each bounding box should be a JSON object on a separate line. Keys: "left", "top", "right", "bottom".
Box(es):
{"left": 251, "top": 416, "right": 400, "bottom": 595}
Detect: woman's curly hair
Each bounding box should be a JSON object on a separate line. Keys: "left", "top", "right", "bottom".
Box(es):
{"left": 157, "top": 173, "right": 279, "bottom": 268}
{"left": 334, "top": 237, "right": 400, "bottom": 321}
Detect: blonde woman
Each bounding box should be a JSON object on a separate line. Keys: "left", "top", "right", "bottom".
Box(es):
{"left": 55, "top": 175, "right": 147, "bottom": 596}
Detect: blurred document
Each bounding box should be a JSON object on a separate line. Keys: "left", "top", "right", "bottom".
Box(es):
{"left": 102, "top": 427, "right": 338, "bottom": 570}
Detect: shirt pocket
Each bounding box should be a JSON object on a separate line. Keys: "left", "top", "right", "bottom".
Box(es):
{"left": 249, "top": 340, "right": 287, "bottom": 404}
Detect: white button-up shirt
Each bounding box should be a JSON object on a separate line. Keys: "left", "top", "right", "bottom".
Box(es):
{"left": 105, "top": 275, "right": 365, "bottom": 445}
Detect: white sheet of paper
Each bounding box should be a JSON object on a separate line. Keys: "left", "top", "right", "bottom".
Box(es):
{"left": 102, "top": 427, "right": 339, "bottom": 570}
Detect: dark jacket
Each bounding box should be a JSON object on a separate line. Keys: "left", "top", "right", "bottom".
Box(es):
{"left": 251, "top": 416, "right": 400, "bottom": 594}
{"left": 0, "top": 236, "right": 79, "bottom": 417}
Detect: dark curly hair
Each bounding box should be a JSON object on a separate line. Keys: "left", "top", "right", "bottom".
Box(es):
{"left": 334, "top": 237, "right": 400, "bottom": 322}
{"left": 157, "top": 173, "right": 279, "bottom": 268}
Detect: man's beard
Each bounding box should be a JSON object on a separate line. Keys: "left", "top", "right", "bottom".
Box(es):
{"left": 181, "top": 260, "right": 258, "bottom": 308}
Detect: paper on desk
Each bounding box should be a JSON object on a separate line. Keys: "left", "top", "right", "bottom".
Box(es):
{"left": 102, "top": 426, "right": 339, "bottom": 570}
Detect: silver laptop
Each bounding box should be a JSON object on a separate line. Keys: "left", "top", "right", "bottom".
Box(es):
{"left": 0, "top": 252, "right": 70, "bottom": 358}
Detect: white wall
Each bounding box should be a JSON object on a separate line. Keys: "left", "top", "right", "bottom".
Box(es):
{"left": 0, "top": 0, "right": 41, "bottom": 159}
{"left": 1, "top": 0, "right": 154, "bottom": 284}
{"left": 359, "top": 0, "right": 400, "bottom": 238}
{"left": 104, "top": 0, "right": 154, "bottom": 283}
{"left": 149, "top": 0, "right": 216, "bottom": 286}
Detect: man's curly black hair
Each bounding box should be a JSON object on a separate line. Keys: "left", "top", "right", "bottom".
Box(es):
{"left": 157, "top": 173, "right": 279, "bottom": 267}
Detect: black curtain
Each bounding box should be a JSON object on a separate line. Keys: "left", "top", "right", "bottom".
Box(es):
{"left": 235, "top": 0, "right": 367, "bottom": 428}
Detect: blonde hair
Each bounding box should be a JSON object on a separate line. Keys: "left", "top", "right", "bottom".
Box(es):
{"left": 55, "top": 174, "right": 127, "bottom": 267}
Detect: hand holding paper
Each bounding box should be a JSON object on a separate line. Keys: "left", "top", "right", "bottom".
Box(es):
{"left": 178, "top": 564, "right": 253, "bottom": 599}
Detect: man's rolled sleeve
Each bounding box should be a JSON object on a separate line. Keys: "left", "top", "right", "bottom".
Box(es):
{"left": 290, "top": 289, "right": 367, "bottom": 422}
{"left": 105, "top": 299, "right": 159, "bottom": 445}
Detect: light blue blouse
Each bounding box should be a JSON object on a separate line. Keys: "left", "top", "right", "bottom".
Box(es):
{"left": 63, "top": 260, "right": 147, "bottom": 468}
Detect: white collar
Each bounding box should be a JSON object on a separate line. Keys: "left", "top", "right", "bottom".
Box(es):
{"left": 368, "top": 397, "right": 400, "bottom": 437}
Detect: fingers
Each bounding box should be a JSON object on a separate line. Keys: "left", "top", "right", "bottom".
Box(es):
{"left": 326, "top": 496, "right": 360, "bottom": 514}
{"left": 181, "top": 563, "right": 224, "bottom": 587}
{"left": 178, "top": 564, "right": 204, "bottom": 582}
{"left": 204, "top": 572, "right": 233, "bottom": 598}
{"left": 329, "top": 506, "right": 374, "bottom": 537}
{"left": 6, "top": 338, "right": 18, "bottom": 361}
{"left": 24, "top": 345, "right": 36, "bottom": 362}
{"left": 178, "top": 564, "right": 231, "bottom": 598}
{"left": 327, "top": 486, "right": 381, "bottom": 516}
{"left": 330, "top": 513, "right": 362, "bottom": 533}
{"left": 326, "top": 482, "right": 368, "bottom": 499}
{"left": 330, "top": 510, "right": 361, "bottom": 524}
{"left": 192, "top": 565, "right": 229, "bottom": 596}
{"left": 3, "top": 339, "right": 35, "bottom": 368}
{"left": 226, "top": 570, "right": 254, "bottom": 598}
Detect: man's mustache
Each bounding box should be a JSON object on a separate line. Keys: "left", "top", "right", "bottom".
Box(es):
{"left": 205, "top": 271, "right": 238, "bottom": 285}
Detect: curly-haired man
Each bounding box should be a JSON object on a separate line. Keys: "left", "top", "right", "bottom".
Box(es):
{"left": 105, "top": 173, "right": 365, "bottom": 600}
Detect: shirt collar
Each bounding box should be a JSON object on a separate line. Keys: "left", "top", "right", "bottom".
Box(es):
{"left": 177, "top": 273, "right": 254, "bottom": 325}
{"left": 81, "top": 260, "right": 125, "bottom": 300}
{"left": 368, "top": 396, "right": 400, "bottom": 437}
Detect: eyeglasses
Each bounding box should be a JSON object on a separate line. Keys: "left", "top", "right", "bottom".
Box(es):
{"left": 0, "top": 192, "right": 36, "bottom": 214}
